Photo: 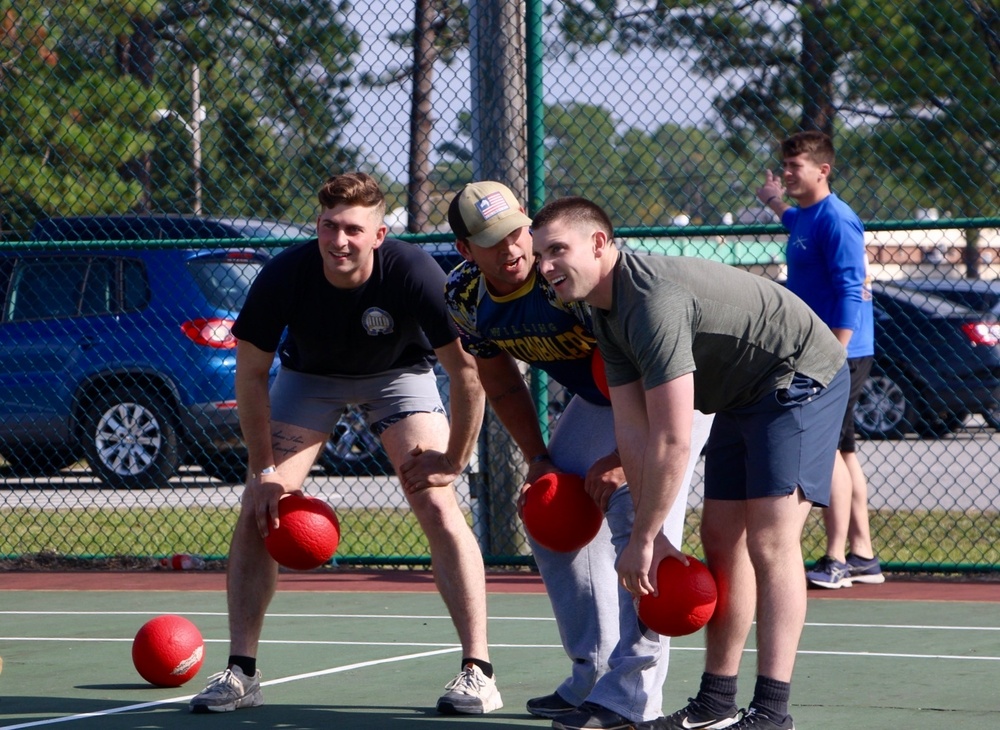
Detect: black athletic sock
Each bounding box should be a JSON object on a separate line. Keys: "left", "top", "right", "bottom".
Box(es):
{"left": 228, "top": 655, "right": 257, "bottom": 677}
{"left": 695, "top": 672, "right": 739, "bottom": 715}
{"left": 461, "top": 657, "right": 494, "bottom": 679}
{"left": 750, "top": 675, "right": 791, "bottom": 720}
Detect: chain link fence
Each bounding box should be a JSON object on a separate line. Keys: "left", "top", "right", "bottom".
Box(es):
{"left": 1, "top": 1, "right": 998, "bottom": 572}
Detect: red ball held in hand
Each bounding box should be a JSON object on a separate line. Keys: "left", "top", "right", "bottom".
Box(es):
{"left": 638, "top": 555, "right": 718, "bottom": 637}
{"left": 264, "top": 494, "right": 341, "bottom": 570}
{"left": 522, "top": 472, "right": 603, "bottom": 552}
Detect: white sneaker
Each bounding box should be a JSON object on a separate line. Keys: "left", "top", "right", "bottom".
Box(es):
{"left": 189, "top": 666, "right": 264, "bottom": 713}
{"left": 436, "top": 663, "right": 503, "bottom": 714}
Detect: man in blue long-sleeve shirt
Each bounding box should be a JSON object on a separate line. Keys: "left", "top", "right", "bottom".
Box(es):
{"left": 758, "top": 131, "right": 884, "bottom": 589}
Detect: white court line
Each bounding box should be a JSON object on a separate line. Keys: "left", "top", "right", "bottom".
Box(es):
{"left": 0, "top": 646, "right": 461, "bottom": 730}
{"left": 3, "top": 634, "right": 999, "bottom": 662}
{"left": 3, "top": 639, "right": 999, "bottom": 729}
{"left": 0, "top": 611, "right": 553, "bottom": 622}
{"left": 3, "top": 612, "right": 1000, "bottom": 632}
{"left": 806, "top": 621, "right": 1000, "bottom": 631}
{"left": 0, "top": 636, "right": 562, "bottom": 649}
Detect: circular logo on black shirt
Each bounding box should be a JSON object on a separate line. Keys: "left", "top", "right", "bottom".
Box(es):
{"left": 362, "top": 307, "right": 394, "bottom": 335}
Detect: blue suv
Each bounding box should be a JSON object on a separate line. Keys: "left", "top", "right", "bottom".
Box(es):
{"left": 0, "top": 215, "right": 310, "bottom": 488}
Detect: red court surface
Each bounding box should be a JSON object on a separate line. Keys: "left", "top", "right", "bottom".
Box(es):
{"left": 3, "top": 568, "right": 999, "bottom": 601}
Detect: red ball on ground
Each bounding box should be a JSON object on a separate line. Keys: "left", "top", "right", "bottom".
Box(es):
{"left": 638, "top": 555, "right": 718, "bottom": 637}
{"left": 591, "top": 348, "right": 610, "bottom": 400}
{"left": 264, "top": 494, "right": 340, "bottom": 570}
{"left": 522, "top": 472, "right": 603, "bottom": 552}
{"left": 132, "top": 614, "right": 205, "bottom": 687}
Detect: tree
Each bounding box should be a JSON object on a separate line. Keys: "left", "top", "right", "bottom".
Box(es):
{"left": 367, "top": 0, "right": 468, "bottom": 231}
{"left": 545, "top": 103, "right": 624, "bottom": 207}
{"left": 842, "top": 0, "right": 1000, "bottom": 276}
{"left": 136, "top": 0, "right": 365, "bottom": 219}
{"left": 620, "top": 123, "right": 756, "bottom": 224}
{"left": 555, "top": 1, "right": 998, "bottom": 268}
{"left": 1, "top": 3, "right": 159, "bottom": 236}
{"left": 0, "top": 1, "right": 363, "bottom": 236}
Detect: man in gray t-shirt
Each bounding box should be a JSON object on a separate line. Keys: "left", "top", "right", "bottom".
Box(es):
{"left": 531, "top": 197, "right": 848, "bottom": 730}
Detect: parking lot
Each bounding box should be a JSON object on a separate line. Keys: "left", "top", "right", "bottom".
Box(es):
{"left": 3, "top": 422, "right": 998, "bottom": 514}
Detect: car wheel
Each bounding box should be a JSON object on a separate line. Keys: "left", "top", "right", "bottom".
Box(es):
{"left": 1, "top": 446, "right": 77, "bottom": 477}
{"left": 317, "top": 407, "right": 393, "bottom": 477}
{"left": 854, "top": 373, "right": 912, "bottom": 439}
{"left": 82, "top": 390, "right": 179, "bottom": 489}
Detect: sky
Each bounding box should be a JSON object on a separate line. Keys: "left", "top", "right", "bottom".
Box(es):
{"left": 341, "top": 0, "right": 725, "bottom": 183}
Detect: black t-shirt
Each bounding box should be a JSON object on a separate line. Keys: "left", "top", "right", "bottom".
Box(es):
{"left": 233, "top": 239, "right": 458, "bottom": 376}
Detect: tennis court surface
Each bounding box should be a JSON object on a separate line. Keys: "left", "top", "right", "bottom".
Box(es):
{"left": 2, "top": 570, "right": 999, "bottom": 729}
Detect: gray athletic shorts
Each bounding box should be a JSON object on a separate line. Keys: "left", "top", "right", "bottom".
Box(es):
{"left": 703, "top": 364, "right": 850, "bottom": 507}
{"left": 269, "top": 365, "right": 446, "bottom": 435}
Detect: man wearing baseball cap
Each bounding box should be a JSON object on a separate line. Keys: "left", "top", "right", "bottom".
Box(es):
{"left": 445, "top": 181, "right": 714, "bottom": 730}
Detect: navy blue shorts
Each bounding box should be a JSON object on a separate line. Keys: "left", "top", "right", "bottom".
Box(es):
{"left": 703, "top": 363, "right": 850, "bottom": 507}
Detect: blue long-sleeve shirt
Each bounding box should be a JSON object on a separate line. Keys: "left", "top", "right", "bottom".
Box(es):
{"left": 783, "top": 193, "right": 874, "bottom": 358}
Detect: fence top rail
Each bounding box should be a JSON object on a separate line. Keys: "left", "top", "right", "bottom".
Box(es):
{"left": 2, "top": 217, "right": 997, "bottom": 251}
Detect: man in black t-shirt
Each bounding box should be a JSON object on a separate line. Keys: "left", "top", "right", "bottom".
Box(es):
{"left": 188, "top": 172, "right": 500, "bottom": 716}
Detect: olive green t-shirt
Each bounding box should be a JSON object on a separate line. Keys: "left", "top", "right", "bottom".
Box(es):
{"left": 592, "top": 252, "right": 846, "bottom": 413}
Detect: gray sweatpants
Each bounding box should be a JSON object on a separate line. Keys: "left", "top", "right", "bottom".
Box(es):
{"left": 532, "top": 396, "right": 714, "bottom": 722}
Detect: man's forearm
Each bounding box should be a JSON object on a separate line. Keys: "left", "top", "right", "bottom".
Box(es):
{"left": 444, "top": 369, "right": 486, "bottom": 471}
{"left": 486, "top": 383, "right": 549, "bottom": 463}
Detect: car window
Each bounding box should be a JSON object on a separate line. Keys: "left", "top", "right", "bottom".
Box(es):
{"left": 0, "top": 258, "right": 13, "bottom": 314}
{"left": 186, "top": 256, "right": 265, "bottom": 311}
{"left": 6, "top": 258, "right": 88, "bottom": 321}
{"left": 879, "top": 283, "right": 979, "bottom": 318}
{"left": 121, "top": 258, "right": 150, "bottom": 313}
{"left": 898, "top": 280, "right": 1000, "bottom": 314}
{"left": 80, "top": 258, "right": 116, "bottom": 316}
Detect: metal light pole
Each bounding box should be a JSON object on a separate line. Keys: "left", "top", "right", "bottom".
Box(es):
{"left": 152, "top": 64, "right": 205, "bottom": 215}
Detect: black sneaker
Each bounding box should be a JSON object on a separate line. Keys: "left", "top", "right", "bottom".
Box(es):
{"left": 805, "top": 555, "right": 852, "bottom": 589}
{"left": 526, "top": 692, "right": 577, "bottom": 718}
{"left": 727, "top": 707, "right": 794, "bottom": 729}
{"left": 635, "top": 698, "right": 742, "bottom": 729}
{"left": 846, "top": 552, "right": 886, "bottom": 584}
{"left": 552, "top": 702, "right": 632, "bottom": 730}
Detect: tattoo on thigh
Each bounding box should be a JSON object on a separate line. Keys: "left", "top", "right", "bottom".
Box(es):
{"left": 271, "top": 428, "right": 306, "bottom": 458}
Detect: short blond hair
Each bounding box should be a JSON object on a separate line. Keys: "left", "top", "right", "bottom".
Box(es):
{"left": 318, "top": 172, "right": 386, "bottom": 220}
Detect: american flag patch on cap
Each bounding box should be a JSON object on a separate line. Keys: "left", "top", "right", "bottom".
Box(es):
{"left": 475, "top": 191, "right": 511, "bottom": 220}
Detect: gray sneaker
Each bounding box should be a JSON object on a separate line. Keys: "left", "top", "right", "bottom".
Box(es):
{"left": 189, "top": 666, "right": 264, "bottom": 713}
{"left": 846, "top": 552, "right": 886, "bottom": 585}
{"left": 436, "top": 663, "right": 503, "bottom": 714}
{"left": 805, "top": 555, "right": 852, "bottom": 589}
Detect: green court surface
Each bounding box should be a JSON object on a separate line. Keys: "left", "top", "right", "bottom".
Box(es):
{"left": 1, "top": 579, "right": 999, "bottom": 729}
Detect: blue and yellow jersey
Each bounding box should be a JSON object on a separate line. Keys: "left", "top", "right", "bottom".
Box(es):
{"left": 444, "top": 260, "right": 609, "bottom": 405}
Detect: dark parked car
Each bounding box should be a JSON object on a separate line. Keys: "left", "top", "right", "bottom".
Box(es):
{"left": 895, "top": 277, "right": 1000, "bottom": 317}
{"left": 853, "top": 282, "right": 1000, "bottom": 439}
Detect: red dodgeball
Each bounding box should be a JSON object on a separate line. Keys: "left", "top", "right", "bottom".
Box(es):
{"left": 591, "top": 348, "right": 610, "bottom": 400}
{"left": 522, "top": 472, "right": 603, "bottom": 552}
{"left": 638, "top": 555, "right": 718, "bottom": 637}
{"left": 264, "top": 494, "right": 341, "bottom": 570}
{"left": 132, "top": 614, "right": 205, "bottom": 687}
